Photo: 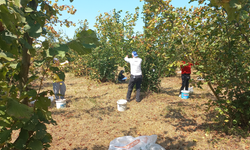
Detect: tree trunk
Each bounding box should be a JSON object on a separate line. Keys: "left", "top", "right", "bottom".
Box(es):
{"left": 19, "top": 33, "right": 32, "bottom": 105}
{"left": 19, "top": 0, "right": 37, "bottom": 105}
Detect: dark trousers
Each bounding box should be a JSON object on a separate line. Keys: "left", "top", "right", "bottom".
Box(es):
{"left": 126, "top": 75, "right": 142, "bottom": 102}
{"left": 53, "top": 81, "right": 66, "bottom": 99}
{"left": 179, "top": 74, "right": 190, "bottom": 94}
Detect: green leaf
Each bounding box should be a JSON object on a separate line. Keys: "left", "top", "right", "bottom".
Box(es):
{"left": 27, "top": 139, "right": 43, "bottom": 150}
{"left": 12, "top": 5, "right": 26, "bottom": 23}
{"left": 24, "top": 17, "right": 43, "bottom": 38}
{"left": 27, "top": 89, "right": 37, "bottom": 97}
{"left": 82, "top": 43, "right": 96, "bottom": 49}
{"left": 19, "top": 38, "right": 33, "bottom": 49}
{"left": 42, "top": 40, "right": 49, "bottom": 49}
{"left": 0, "top": 66, "right": 7, "bottom": 80}
{"left": 35, "top": 122, "right": 47, "bottom": 131}
{"left": 1, "top": 32, "right": 18, "bottom": 44}
{"left": 49, "top": 44, "right": 69, "bottom": 57}
{"left": 25, "top": 7, "right": 34, "bottom": 12}
{"left": 28, "top": 75, "right": 39, "bottom": 84}
{"left": 14, "top": 129, "right": 29, "bottom": 149}
{"left": 241, "top": 10, "right": 249, "bottom": 20}
{"left": 20, "top": 0, "right": 30, "bottom": 6}
{"left": 198, "top": 65, "right": 204, "bottom": 69}
{"left": 0, "top": 5, "right": 17, "bottom": 33}
{"left": 28, "top": 48, "right": 36, "bottom": 56}
{"left": 14, "top": 0, "right": 20, "bottom": 7}
{"left": 35, "top": 97, "right": 51, "bottom": 111}
{"left": 0, "top": 129, "right": 11, "bottom": 144}
{"left": 33, "top": 123, "right": 47, "bottom": 140}
{"left": 0, "top": 52, "right": 14, "bottom": 61}
{"left": 41, "top": 133, "right": 52, "bottom": 143}
{"left": 68, "top": 40, "right": 91, "bottom": 55}
{"left": 34, "top": 129, "right": 47, "bottom": 140}
{"left": 23, "top": 114, "right": 39, "bottom": 131}
{"left": 10, "top": 63, "right": 18, "bottom": 69}
{"left": 6, "top": 99, "right": 33, "bottom": 119}
{"left": 11, "top": 120, "right": 23, "bottom": 130}
{"left": 49, "top": 66, "right": 65, "bottom": 81}
{"left": 0, "top": 120, "right": 10, "bottom": 128}
{"left": 34, "top": 60, "right": 45, "bottom": 67}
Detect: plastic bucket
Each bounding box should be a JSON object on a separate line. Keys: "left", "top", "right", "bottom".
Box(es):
{"left": 48, "top": 96, "right": 54, "bottom": 102}
{"left": 188, "top": 87, "right": 194, "bottom": 93}
{"left": 117, "top": 99, "right": 127, "bottom": 111}
{"left": 56, "top": 99, "right": 66, "bottom": 109}
{"left": 181, "top": 90, "right": 190, "bottom": 99}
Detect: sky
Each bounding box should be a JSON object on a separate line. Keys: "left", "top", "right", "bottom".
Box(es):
{"left": 52, "top": 0, "right": 204, "bottom": 39}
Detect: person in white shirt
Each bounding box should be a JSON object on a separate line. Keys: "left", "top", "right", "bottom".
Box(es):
{"left": 124, "top": 51, "right": 142, "bottom": 102}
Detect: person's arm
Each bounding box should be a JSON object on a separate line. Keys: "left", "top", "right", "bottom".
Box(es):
{"left": 60, "top": 60, "right": 69, "bottom": 66}
{"left": 124, "top": 55, "right": 130, "bottom": 63}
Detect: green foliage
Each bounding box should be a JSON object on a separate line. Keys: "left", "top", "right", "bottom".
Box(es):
{"left": 70, "top": 9, "right": 140, "bottom": 82}
{"left": 87, "top": 47, "right": 118, "bottom": 82}
{"left": 0, "top": 0, "right": 97, "bottom": 149}
{"left": 141, "top": 55, "right": 161, "bottom": 92}
{"left": 184, "top": 1, "right": 250, "bottom": 129}
{"left": 68, "top": 54, "right": 89, "bottom": 77}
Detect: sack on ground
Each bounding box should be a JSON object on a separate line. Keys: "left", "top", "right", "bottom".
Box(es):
{"left": 108, "top": 135, "right": 165, "bottom": 150}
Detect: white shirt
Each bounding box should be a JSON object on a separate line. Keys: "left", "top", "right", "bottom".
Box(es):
{"left": 124, "top": 57, "right": 142, "bottom": 76}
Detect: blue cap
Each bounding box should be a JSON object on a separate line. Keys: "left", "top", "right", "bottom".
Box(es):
{"left": 132, "top": 51, "right": 138, "bottom": 57}
{"left": 53, "top": 58, "right": 59, "bottom": 63}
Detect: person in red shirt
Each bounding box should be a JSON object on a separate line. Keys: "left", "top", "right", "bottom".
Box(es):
{"left": 179, "top": 61, "right": 193, "bottom": 97}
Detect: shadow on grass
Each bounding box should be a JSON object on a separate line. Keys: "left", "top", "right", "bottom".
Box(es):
{"left": 50, "top": 108, "right": 78, "bottom": 117}
{"left": 66, "top": 92, "right": 108, "bottom": 103}
{"left": 72, "top": 147, "right": 88, "bottom": 150}
{"left": 84, "top": 105, "right": 116, "bottom": 116}
{"left": 157, "top": 134, "right": 196, "bottom": 150}
{"left": 168, "top": 101, "right": 191, "bottom": 107}
{"left": 160, "top": 87, "right": 180, "bottom": 96}
{"left": 72, "top": 145, "right": 109, "bottom": 150}
{"left": 128, "top": 90, "right": 152, "bottom": 102}
{"left": 51, "top": 104, "right": 117, "bottom": 120}
{"left": 163, "top": 106, "right": 197, "bottom": 132}
{"left": 160, "top": 87, "right": 214, "bottom": 99}
{"left": 191, "top": 92, "right": 214, "bottom": 99}
{"left": 32, "top": 82, "right": 51, "bottom": 89}
{"left": 121, "top": 127, "right": 138, "bottom": 136}
{"left": 161, "top": 105, "right": 241, "bottom": 138}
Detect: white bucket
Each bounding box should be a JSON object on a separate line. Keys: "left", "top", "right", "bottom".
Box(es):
{"left": 188, "top": 87, "right": 194, "bottom": 93}
{"left": 117, "top": 99, "right": 127, "bottom": 111}
{"left": 56, "top": 99, "right": 66, "bottom": 109}
{"left": 48, "top": 96, "right": 54, "bottom": 102}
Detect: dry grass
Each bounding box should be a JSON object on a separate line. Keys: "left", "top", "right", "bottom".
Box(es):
{"left": 30, "top": 73, "right": 250, "bottom": 150}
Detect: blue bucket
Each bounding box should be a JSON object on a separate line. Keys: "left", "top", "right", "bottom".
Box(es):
{"left": 181, "top": 90, "right": 189, "bottom": 99}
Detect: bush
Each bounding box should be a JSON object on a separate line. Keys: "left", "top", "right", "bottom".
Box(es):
{"left": 87, "top": 47, "right": 118, "bottom": 82}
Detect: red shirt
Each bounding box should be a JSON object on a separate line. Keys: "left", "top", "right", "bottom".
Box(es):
{"left": 181, "top": 61, "right": 193, "bottom": 74}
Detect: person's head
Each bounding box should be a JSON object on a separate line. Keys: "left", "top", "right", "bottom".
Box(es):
{"left": 53, "top": 58, "right": 59, "bottom": 65}
{"left": 120, "top": 70, "right": 124, "bottom": 74}
{"left": 132, "top": 51, "right": 138, "bottom": 58}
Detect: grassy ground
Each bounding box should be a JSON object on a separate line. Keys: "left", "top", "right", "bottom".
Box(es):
{"left": 32, "top": 72, "right": 250, "bottom": 150}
